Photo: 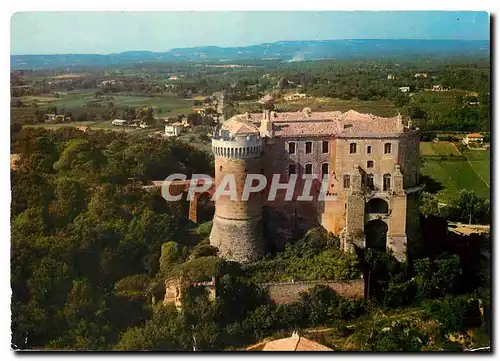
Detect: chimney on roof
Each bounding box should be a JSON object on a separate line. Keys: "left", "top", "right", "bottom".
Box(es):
{"left": 397, "top": 113, "right": 404, "bottom": 132}
{"left": 260, "top": 110, "right": 274, "bottom": 138}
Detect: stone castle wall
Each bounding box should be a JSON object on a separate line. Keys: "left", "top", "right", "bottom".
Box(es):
{"left": 210, "top": 215, "right": 265, "bottom": 263}
{"left": 209, "top": 114, "right": 421, "bottom": 263}
{"left": 210, "top": 150, "right": 265, "bottom": 263}
{"left": 262, "top": 280, "right": 364, "bottom": 304}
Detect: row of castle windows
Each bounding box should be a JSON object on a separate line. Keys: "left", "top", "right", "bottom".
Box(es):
{"left": 213, "top": 146, "right": 261, "bottom": 157}
{"left": 288, "top": 162, "right": 331, "bottom": 177}
{"left": 286, "top": 162, "right": 392, "bottom": 191}
{"left": 288, "top": 140, "right": 329, "bottom": 155}
{"left": 349, "top": 142, "right": 392, "bottom": 155}
{"left": 343, "top": 173, "right": 392, "bottom": 191}
{"left": 287, "top": 141, "right": 392, "bottom": 155}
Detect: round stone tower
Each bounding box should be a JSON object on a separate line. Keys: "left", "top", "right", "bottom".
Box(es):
{"left": 210, "top": 115, "right": 266, "bottom": 263}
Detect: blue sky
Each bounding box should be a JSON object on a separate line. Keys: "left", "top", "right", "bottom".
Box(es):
{"left": 11, "top": 11, "right": 490, "bottom": 55}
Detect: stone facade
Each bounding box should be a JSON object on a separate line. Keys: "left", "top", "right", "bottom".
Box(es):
{"left": 210, "top": 117, "right": 266, "bottom": 263}
{"left": 262, "top": 280, "right": 364, "bottom": 304}
{"left": 211, "top": 110, "right": 423, "bottom": 263}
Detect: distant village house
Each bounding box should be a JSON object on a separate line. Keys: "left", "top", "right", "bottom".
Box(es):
{"left": 283, "top": 93, "right": 307, "bottom": 101}
{"left": 431, "top": 84, "right": 450, "bottom": 92}
{"left": 398, "top": 86, "right": 411, "bottom": 93}
{"left": 111, "top": 119, "right": 131, "bottom": 126}
{"left": 165, "top": 122, "right": 185, "bottom": 137}
{"left": 45, "top": 114, "right": 70, "bottom": 123}
{"left": 463, "top": 133, "right": 484, "bottom": 145}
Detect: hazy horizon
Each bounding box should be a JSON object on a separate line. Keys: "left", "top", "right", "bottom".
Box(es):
{"left": 11, "top": 11, "right": 490, "bottom": 56}
{"left": 11, "top": 38, "right": 491, "bottom": 57}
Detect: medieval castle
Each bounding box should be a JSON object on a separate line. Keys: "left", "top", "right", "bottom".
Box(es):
{"left": 209, "top": 108, "right": 423, "bottom": 264}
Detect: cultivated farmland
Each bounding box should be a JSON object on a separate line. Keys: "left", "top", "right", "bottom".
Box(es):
{"left": 420, "top": 142, "right": 490, "bottom": 202}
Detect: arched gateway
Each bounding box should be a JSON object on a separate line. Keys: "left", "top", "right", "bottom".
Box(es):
{"left": 364, "top": 219, "right": 388, "bottom": 250}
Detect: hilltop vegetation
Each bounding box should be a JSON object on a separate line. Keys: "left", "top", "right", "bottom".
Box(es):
{"left": 10, "top": 53, "right": 491, "bottom": 351}
{"left": 10, "top": 124, "right": 490, "bottom": 351}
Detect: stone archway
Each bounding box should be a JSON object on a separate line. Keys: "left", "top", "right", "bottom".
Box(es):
{"left": 365, "top": 198, "right": 389, "bottom": 214}
{"left": 365, "top": 219, "right": 388, "bottom": 250}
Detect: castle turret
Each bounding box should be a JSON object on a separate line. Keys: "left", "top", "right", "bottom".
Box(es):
{"left": 210, "top": 116, "right": 266, "bottom": 263}
{"left": 259, "top": 110, "right": 274, "bottom": 138}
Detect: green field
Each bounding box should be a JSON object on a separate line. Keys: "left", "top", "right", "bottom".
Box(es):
{"left": 463, "top": 149, "right": 491, "bottom": 186}
{"left": 419, "top": 141, "right": 461, "bottom": 156}
{"left": 420, "top": 142, "right": 490, "bottom": 202}
{"left": 24, "top": 121, "right": 162, "bottom": 136}
{"left": 16, "top": 90, "right": 195, "bottom": 118}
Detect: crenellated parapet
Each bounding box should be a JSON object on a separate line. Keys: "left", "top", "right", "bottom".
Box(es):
{"left": 212, "top": 133, "right": 262, "bottom": 159}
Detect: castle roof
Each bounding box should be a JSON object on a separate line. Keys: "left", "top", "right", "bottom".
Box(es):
{"left": 221, "top": 115, "right": 260, "bottom": 136}
{"left": 239, "top": 110, "right": 404, "bottom": 137}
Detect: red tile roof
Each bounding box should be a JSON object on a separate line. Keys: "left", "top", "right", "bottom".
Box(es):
{"left": 262, "top": 333, "right": 332, "bottom": 351}
{"left": 467, "top": 133, "right": 483, "bottom": 139}
{"left": 226, "top": 110, "right": 404, "bottom": 137}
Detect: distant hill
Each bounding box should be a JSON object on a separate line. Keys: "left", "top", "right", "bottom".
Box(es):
{"left": 11, "top": 39, "right": 490, "bottom": 70}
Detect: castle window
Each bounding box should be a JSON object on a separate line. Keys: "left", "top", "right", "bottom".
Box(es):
{"left": 288, "top": 164, "right": 296, "bottom": 175}
{"left": 322, "top": 141, "right": 329, "bottom": 153}
{"left": 349, "top": 142, "right": 357, "bottom": 154}
{"left": 288, "top": 142, "right": 296, "bottom": 155}
{"left": 305, "top": 164, "right": 313, "bottom": 175}
{"left": 321, "top": 163, "right": 329, "bottom": 178}
{"left": 343, "top": 174, "right": 351, "bottom": 189}
{"left": 305, "top": 141, "right": 313, "bottom": 154}
{"left": 383, "top": 174, "right": 392, "bottom": 191}
{"left": 366, "top": 174, "right": 374, "bottom": 189}
{"left": 367, "top": 145, "right": 372, "bottom": 154}
{"left": 367, "top": 160, "right": 374, "bottom": 168}
{"left": 219, "top": 165, "right": 223, "bottom": 172}
{"left": 384, "top": 143, "right": 392, "bottom": 154}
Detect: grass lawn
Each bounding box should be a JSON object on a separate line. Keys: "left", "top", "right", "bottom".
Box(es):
{"left": 28, "top": 91, "right": 194, "bottom": 118}
{"left": 419, "top": 141, "right": 461, "bottom": 156}
{"left": 24, "top": 121, "right": 97, "bottom": 130}
{"left": 24, "top": 121, "right": 158, "bottom": 135}
{"left": 421, "top": 159, "right": 490, "bottom": 201}
{"left": 419, "top": 141, "right": 490, "bottom": 201}
{"left": 463, "top": 149, "right": 491, "bottom": 186}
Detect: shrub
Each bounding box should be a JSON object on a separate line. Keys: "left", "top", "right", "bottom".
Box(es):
{"left": 115, "top": 274, "right": 151, "bottom": 298}
{"left": 423, "top": 295, "right": 482, "bottom": 337}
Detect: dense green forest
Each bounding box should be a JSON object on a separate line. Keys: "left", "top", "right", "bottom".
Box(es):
{"left": 11, "top": 126, "right": 490, "bottom": 350}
